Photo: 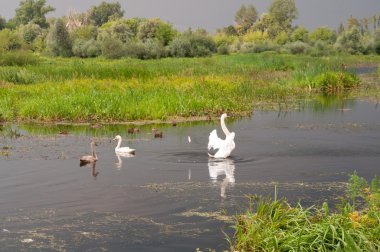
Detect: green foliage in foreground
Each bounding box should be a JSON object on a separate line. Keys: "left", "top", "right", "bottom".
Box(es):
{"left": 230, "top": 173, "right": 380, "bottom": 251}
{"left": 0, "top": 53, "right": 371, "bottom": 122}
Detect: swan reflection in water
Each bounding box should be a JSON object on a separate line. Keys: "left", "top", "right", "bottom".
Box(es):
{"left": 80, "top": 162, "right": 99, "bottom": 180}
{"left": 115, "top": 152, "right": 135, "bottom": 170}
{"left": 208, "top": 158, "right": 235, "bottom": 198}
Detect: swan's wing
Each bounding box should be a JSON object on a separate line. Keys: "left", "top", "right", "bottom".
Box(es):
{"left": 208, "top": 130, "right": 224, "bottom": 150}
{"left": 116, "top": 147, "right": 136, "bottom": 153}
{"left": 213, "top": 132, "right": 236, "bottom": 158}
{"left": 226, "top": 132, "right": 236, "bottom": 151}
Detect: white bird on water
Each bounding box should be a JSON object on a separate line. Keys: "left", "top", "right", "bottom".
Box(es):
{"left": 80, "top": 140, "right": 98, "bottom": 165}
{"left": 208, "top": 113, "right": 235, "bottom": 158}
{"left": 113, "top": 135, "right": 135, "bottom": 154}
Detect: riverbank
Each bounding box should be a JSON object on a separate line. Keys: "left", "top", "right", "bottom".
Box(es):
{"left": 0, "top": 53, "right": 379, "bottom": 123}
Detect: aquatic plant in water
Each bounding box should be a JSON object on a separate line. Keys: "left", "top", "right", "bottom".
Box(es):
{"left": 230, "top": 173, "right": 380, "bottom": 251}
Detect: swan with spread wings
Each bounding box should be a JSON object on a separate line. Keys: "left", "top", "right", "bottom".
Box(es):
{"left": 208, "top": 113, "right": 235, "bottom": 158}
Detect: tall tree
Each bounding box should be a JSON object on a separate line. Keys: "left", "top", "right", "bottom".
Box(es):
{"left": 373, "top": 15, "right": 377, "bottom": 31}
{"left": 234, "top": 4, "right": 258, "bottom": 34}
{"left": 137, "top": 18, "right": 177, "bottom": 45}
{"left": 268, "top": 0, "right": 298, "bottom": 33}
{"left": 13, "top": 0, "right": 55, "bottom": 28}
{"left": 309, "top": 27, "right": 335, "bottom": 43}
{"left": 0, "top": 16, "right": 6, "bottom": 30}
{"left": 347, "top": 15, "right": 360, "bottom": 30}
{"left": 337, "top": 23, "right": 345, "bottom": 35}
{"left": 47, "top": 18, "right": 72, "bottom": 57}
{"left": 89, "top": 2, "right": 124, "bottom": 27}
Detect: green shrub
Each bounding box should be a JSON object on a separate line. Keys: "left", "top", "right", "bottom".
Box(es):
{"left": 73, "top": 39, "right": 101, "bottom": 58}
{"left": 284, "top": 41, "right": 311, "bottom": 54}
{"left": 375, "top": 40, "right": 380, "bottom": 55}
{"left": 189, "top": 33, "right": 216, "bottom": 57}
{"left": 167, "top": 36, "right": 191, "bottom": 57}
{"left": 100, "top": 38, "right": 126, "bottom": 59}
{"left": 124, "top": 41, "right": 146, "bottom": 59}
{"left": 142, "top": 39, "right": 165, "bottom": 59}
{"left": 241, "top": 42, "right": 279, "bottom": 53}
{"left": 167, "top": 32, "right": 216, "bottom": 57}
{"left": 217, "top": 44, "right": 230, "bottom": 55}
{"left": 309, "top": 40, "right": 334, "bottom": 57}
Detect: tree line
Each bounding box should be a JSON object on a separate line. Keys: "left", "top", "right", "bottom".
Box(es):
{"left": 0, "top": 0, "right": 380, "bottom": 60}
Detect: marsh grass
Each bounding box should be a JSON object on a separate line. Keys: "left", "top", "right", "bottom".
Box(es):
{"left": 0, "top": 54, "right": 375, "bottom": 122}
{"left": 0, "top": 51, "right": 40, "bottom": 66}
{"left": 230, "top": 173, "right": 380, "bottom": 251}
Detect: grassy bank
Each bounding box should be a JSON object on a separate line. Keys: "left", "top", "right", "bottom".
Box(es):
{"left": 230, "top": 173, "right": 380, "bottom": 251}
{"left": 0, "top": 53, "right": 377, "bottom": 122}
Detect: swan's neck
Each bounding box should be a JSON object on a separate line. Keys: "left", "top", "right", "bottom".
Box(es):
{"left": 221, "top": 116, "right": 231, "bottom": 136}
{"left": 91, "top": 143, "right": 98, "bottom": 160}
{"left": 115, "top": 138, "right": 122, "bottom": 149}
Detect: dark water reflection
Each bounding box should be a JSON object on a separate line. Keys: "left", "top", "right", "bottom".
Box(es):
{"left": 0, "top": 99, "right": 380, "bottom": 251}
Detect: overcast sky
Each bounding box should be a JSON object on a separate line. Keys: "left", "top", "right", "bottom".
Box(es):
{"left": 1, "top": 0, "right": 379, "bottom": 32}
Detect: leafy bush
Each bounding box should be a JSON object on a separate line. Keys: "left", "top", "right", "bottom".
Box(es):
{"left": 309, "top": 40, "right": 334, "bottom": 57}
{"left": 0, "top": 28, "right": 23, "bottom": 51}
{"left": 167, "top": 36, "right": 191, "bottom": 57}
{"left": 142, "top": 39, "right": 165, "bottom": 59}
{"left": 189, "top": 33, "right": 216, "bottom": 57}
{"left": 334, "top": 27, "right": 363, "bottom": 54}
{"left": 240, "top": 41, "right": 279, "bottom": 53}
{"left": 124, "top": 39, "right": 165, "bottom": 60}
{"left": 167, "top": 32, "right": 216, "bottom": 58}
{"left": 70, "top": 25, "right": 98, "bottom": 41}
{"left": 217, "top": 44, "right": 230, "bottom": 55}
{"left": 100, "top": 38, "right": 126, "bottom": 59}
{"left": 284, "top": 41, "right": 310, "bottom": 54}
{"left": 73, "top": 39, "right": 101, "bottom": 58}
{"left": 376, "top": 41, "right": 380, "bottom": 55}
{"left": 124, "top": 41, "right": 146, "bottom": 59}
{"left": 213, "top": 33, "right": 236, "bottom": 48}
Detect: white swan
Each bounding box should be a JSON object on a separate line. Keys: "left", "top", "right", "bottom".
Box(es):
{"left": 208, "top": 113, "right": 235, "bottom": 158}
{"left": 113, "top": 135, "right": 135, "bottom": 154}
{"left": 80, "top": 140, "right": 98, "bottom": 165}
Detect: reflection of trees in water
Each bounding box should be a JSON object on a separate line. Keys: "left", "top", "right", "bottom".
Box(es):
{"left": 18, "top": 120, "right": 211, "bottom": 137}
{"left": 208, "top": 159, "right": 235, "bottom": 198}
{"left": 273, "top": 95, "right": 358, "bottom": 119}
{"left": 311, "top": 95, "right": 356, "bottom": 113}
{"left": 115, "top": 152, "right": 135, "bottom": 170}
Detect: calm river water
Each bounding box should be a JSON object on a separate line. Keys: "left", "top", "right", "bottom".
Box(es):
{"left": 0, "top": 98, "right": 379, "bottom": 251}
